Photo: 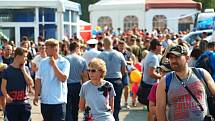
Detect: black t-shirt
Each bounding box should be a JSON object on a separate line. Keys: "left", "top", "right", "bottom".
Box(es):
{"left": 2, "top": 65, "right": 28, "bottom": 103}
{"left": 2, "top": 56, "right": 13, "bottom": 65}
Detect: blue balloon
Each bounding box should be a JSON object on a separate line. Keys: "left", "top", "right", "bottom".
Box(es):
{"left": 92, "top": 29, "right": 97, "bottom": 35}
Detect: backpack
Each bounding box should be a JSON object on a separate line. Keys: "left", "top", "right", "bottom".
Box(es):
{"left": 195, "top": 52, "right": 213, "bottom": 74}
{"left": 165, "top": 68, "right": 215, "bottom": 117}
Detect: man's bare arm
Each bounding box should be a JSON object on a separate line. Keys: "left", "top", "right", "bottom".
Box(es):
{"left": 156, "top": 77, "right": 168, "bottom": 121}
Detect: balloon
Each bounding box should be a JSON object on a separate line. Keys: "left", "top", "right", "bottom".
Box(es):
{"left": 92, "top": 29, "right": 97, "bottom": 35}
{"left": 131, "top": 83, "right": 139, "bottom": 94}
{"left": 130, "top": 70, "right": 142, "bottom": 83}
{"left": 134, "top": 63, "right": 142, "bottom": 72}
{"left": 96, "top": 26, "right": 101, "bottom": 31}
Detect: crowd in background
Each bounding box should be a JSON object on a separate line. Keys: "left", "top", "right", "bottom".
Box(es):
{"left": 0, "top": 26, "right": 215, "bottom": 121}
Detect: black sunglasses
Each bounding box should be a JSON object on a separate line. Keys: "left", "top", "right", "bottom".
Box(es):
{"left": 87, "top": 69, "right": 99, "bottom": 73}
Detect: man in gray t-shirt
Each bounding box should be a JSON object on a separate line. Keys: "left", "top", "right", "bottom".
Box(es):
{"left": 157, "top": 45, "right": 215, "bottom": 121}
{"left": 141, "top": 39, "right": 162, "bottom": 121}
{"left": 97, "top": 37, "right": 126, "bottom": 121}
{"left": 65, "top": 41, "right": 88, "bottom": 121}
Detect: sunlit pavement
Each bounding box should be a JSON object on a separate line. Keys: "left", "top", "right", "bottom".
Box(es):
{"left": 0, "top": 96, "right": 147, "bottom": 121}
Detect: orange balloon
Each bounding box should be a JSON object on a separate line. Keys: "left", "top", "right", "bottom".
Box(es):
{"left": 130, "top": 70, "right": 142, "bottom": 83}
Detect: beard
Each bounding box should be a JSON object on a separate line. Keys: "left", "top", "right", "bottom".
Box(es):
{"left": 170, "top": 62, "right": 185, "bottom": 72}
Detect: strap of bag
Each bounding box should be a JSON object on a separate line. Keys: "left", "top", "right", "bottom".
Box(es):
{"left": 192, "top": 68, "right": 214, "bottom": 97}
{"left": 175, "top": 73, "right": 204, "bottom": 111}
{"left": 165, "top": 72, "right": 173, "bottom": 93}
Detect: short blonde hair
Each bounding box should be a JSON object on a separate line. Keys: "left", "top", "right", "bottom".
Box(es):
{"left": 103, "top": 37, "right": 112, "bottom": 47}
{"left": 88, "top": 58, "right": 107, "bottom": 78}
{"left": 45, "top": 39, "right": 59, "bottom": 48}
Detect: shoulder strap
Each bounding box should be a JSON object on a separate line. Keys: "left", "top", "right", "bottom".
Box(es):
{"left": 175, "top": 73, "right": 204, "bottom": 111}
{"left": 165, "top": 72, "right": 173, "bottom": 93}
{"left": 192, "top": 68, "right": 213, "bottom": 97}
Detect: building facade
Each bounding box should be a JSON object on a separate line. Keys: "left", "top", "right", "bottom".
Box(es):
{"left": 89, "top": 0, "right": 201, "bottom": 33}
{"left": 0, "top": 0, "right": 81, "bottom": 46}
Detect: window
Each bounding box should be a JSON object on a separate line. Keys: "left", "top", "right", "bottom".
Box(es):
{"left": 71, "top": 11, "right": 78, "bottom": 23}
{"left": 123, "top": 16, "right": 138, "bottom": 31}
{"left": 71, "top": 25, "right": 77, "bottom": 35}
{"left": 0, "top": 9, "right": 35, "bottom": 22}
{"left": 39, "top": 24, "right": 56, "bottom": 40}
{"left": 178, "top": 16, "right": 193, "bottom": 32}
{"left": 64, "top": 25, "right": 70, "bottom": 37}
{"left": 0, "top": 27, "right": 15, "bottom": 41}
{"left": 64, "top": 10, "right": 70, "bottom": 22}
{"left": 152, "top": 15, "right": 167, "bottom": 32}
{"left": 97, "top": 16, "right": 112, "bottom": 30}
{"left": 39, "top": 8, "right": 56, "bottom": 22}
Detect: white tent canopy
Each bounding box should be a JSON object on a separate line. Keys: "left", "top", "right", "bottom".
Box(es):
{"left": 89, "top": 0, "right": 145, "bottom": 11}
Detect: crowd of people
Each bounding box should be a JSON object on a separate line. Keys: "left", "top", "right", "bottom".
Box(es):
{"left": 0, "top": 26, "right": 215, "bottom": 121}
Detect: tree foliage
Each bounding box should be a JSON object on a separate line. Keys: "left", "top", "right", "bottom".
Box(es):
{"left": 194, "top": 0, "right": 215, "bottom": 11}
{"left": 70, "top": 0, "right": 99, "bottom": 22}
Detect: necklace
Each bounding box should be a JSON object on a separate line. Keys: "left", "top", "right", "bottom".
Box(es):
{"left": 175, "top": 69, "right": 191, "bottom": 85}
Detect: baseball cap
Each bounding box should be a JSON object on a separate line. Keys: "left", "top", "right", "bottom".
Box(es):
{"left": 166, "top": 45, "right": 188, "bottom": 58}
{"left": 87, "top": 39, "right": 98, "bottom": 45}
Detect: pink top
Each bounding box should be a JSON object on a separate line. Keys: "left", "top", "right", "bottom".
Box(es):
{"left": 147, "top": 83, "right": 158, "bottom": 104}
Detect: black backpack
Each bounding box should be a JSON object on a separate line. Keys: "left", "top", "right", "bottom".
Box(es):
{"left": 195, "top": 52, "right": 213, "bottom": 74}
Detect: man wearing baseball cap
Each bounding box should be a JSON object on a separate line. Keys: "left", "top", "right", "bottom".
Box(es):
{"left": 156, "top": 45, "right": 215, "bottom": 121}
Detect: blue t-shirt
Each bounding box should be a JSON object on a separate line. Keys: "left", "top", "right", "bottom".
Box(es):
{"left": 2, "top": 65, "right": 28, "bottom": 104}
{"left": 198, "top": 50, "right": 215, "bottom": 80}
{"left": 79, "top": 80, "right": 116, "bottom": 121}
{"left": 36, "top": 56, "right": 70, "bottom": 104}
{"left": 97, "top": 50, "right": 126, "bottom": 79}
{"left": 65, "top": 54, "right": 87, "bottom": 84}
{"left": 142, "top": 51, "right": 160, "bottom": 85}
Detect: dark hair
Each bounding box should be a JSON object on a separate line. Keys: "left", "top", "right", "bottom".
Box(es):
{"left": 190, "top": 48, "right": 202, "bottom": 59}
{"left": 14, "top": 47, "right": 28, "bottom": 57}
{"left": 149, "top": 39, "right": 161, "bottom": 50}
{"left": 69, "top": 41, "right": 79, "bottom": 52}
{"left": 208, "top": 42, "right": 215, "bottom": 48}
{"left": 22, "top": 36, "right": 29, "bottom": 41}
{"left": 118, "top": 40, "right": 125, "bottom": 45}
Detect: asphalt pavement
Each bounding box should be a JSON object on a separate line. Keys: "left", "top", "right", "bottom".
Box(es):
{"left": 0, "top": 97, "right": 147, "bottom": 121}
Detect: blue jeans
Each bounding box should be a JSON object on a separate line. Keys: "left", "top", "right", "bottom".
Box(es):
{"left": 5, "top": 103, "right": 31, "bottom": 121}
{"left": 41, "top": 103, "right": 66, "bottom": 121}
{"left": 105, "top": 78, "right": 123, "bottom": 121}
{"left": 65, "top": 83, "right": 81, "bottom": 121}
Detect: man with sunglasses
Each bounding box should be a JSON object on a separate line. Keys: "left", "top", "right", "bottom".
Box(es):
{"left": 140, "top": 38, "right": 162, "bottom": 121}
{"left": 156, "top": 45, "right": 215, "bottom": 121}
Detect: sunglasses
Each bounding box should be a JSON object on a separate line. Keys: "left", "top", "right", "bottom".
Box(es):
{"left": 87, "top": 69, "right": 99, "bottom": 73}
{"left": 170, "top": 45, "right": 187, "bottom": 54}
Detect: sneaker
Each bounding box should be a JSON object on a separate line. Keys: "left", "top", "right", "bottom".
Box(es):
{"left": 124, "top": 103, "right": 130, "bottom": 110}
{"left": 132, "top": 102, "right": 137, "bottom": 107}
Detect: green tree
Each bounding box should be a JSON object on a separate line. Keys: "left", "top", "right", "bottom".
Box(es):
{"left": 70, "top": 0, "right": 99, "bottom": 22}
{"left": 194, "top": 0, "right": 215, "bottom": 11}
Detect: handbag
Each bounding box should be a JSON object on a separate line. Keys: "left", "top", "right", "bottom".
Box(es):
{"left": 137, "top": 81, "right": 152, "bottom": 105}
{"left": 83, "top": 106, "right": 94, "bottom": 121}
{"left": 175, "top": 71, "right": 214, "bottom": 121}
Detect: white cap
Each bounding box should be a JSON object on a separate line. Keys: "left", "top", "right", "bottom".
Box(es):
{"left": 87, "top": 39, "right": 98, "bottom": 45}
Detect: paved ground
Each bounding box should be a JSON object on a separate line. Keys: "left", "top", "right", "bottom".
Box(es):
{"left": 0, "top": 97, "right": 147, "bottom": 121}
